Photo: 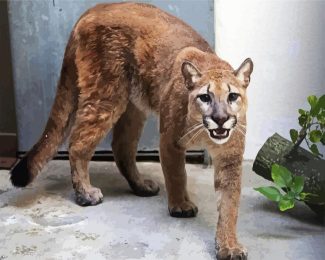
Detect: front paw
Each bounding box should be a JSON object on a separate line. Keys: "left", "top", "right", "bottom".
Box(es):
{"left": 130, "top": 179, "right": 160, "bottom": 197}
{"left": 168, "top": 200, "right": 198, "bottom": 218}
{"left": 75, "top": 186, "right": 103, "bottom": 206}
{"left": 216, "top": 242, "right": 247, "bottom": 260}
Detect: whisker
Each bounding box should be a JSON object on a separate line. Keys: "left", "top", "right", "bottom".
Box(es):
{"left": 234, "top": 124, "right": 245, "bottom": 135}
{"left": 236, "top": 124, "right": 247, "bottom": 131}
{"left": 237, "top": 127, "right": 246, "bottom": 134}
{"left": 179, "top": 123, "right": 203, "bottom": 141}
{"left": 238, "top": 123, "right": 247, "bottom": 129}
{"left": 183, "top": 124, "right": 203, "bottom": 136}
{"left": 238, "top": 126, "right": 246, "bottom": 133}
{"left": 188, "top": 122, "right": 203, "bottom": 131}
{"left": 193, "top": 128, "right": 205, "bottom": 141}
{"left": 194, "top": 128, "right": 205, "bottom": 141}
{"left": 235, "top": 130, "right": 244, "bottom": 137}
{"left": 235, "top": 127, "right": 246, "bottom": 137}
{"left": 185, "top": 127, "right": 205, "bottom": 146}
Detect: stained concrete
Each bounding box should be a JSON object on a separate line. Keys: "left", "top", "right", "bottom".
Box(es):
{"left": 0, "top": 161, "right": 324, "bottom": 259}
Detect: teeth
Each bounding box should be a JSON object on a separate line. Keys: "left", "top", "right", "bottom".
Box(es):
{"left": 210, "top": 129, "right": 229, "bottom": 136}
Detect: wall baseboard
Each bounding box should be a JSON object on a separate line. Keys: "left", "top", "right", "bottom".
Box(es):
{"left": 0, "top": 132, "right": 17, "bottom": 169}
{"left": 0, "top": 132, "right": 17, "bottom": 157}
{"left": 17, "top": 150, "right": 206, "bottom": 164}
{"left": 0, "top": 156, "right": 17, "bottom": 169}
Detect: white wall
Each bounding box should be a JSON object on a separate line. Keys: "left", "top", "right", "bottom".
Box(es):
{"left": 214, "top": 0, "right": 325, "bottom": 159}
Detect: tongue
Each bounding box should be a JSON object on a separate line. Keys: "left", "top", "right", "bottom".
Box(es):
{"left": 216, "top": 128, "right": 226, "bottom": 134}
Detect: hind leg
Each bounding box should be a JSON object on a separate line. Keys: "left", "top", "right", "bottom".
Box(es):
{"left": 69, "top": 89, "right": 128, "bottom": 206}
{"left": 68, "top": 25, "right": 132, "bottom": 205}
{"left": 112, "top": 102, "right": 159, "bottom": 196}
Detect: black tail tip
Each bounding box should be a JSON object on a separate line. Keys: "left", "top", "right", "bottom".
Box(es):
{"left": 10, "top": 156, "right": 32, "bottom": 187}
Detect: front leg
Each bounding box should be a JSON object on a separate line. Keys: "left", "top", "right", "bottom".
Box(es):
{"left": 160, "top": 136, "right": 198, "bottom": 218}
{"left": 214, "top": 160, "right": 247, "bottom": 260}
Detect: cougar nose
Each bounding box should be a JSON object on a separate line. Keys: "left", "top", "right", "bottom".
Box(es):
{"left": 212, "top": 116, "right": 229, "bottom": 127}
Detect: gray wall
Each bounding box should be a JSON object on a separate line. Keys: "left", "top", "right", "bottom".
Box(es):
{"left": 0, "top": 0, "right": 16, "bottom": 134}
{"left": 7, "top": 0, "right": 214, "bottom": 152}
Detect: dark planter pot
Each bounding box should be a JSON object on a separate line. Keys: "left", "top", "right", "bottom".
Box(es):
{"left": 253, "top": 133, "right": 325, "bottom": 219}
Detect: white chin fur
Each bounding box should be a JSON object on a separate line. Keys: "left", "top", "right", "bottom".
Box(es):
{"left": 207, "top": 129, "right": 233, "bottom": 144}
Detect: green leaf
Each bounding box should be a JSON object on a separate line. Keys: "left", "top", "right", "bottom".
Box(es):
{"left": 298, "top": 109, "right": 306, "bottom": 115}
{"left": 278, "top": 198, "right": 295, "bottom": 211}
{"left": 284, "top": 191, "right": 296, "bottom": 200}
{"left": 298, "top": 114, "right": 308, "bottom": 127}
{"left": 309, "top": 130, "right": 322, "bottom": 143}
{"left": 310, "top": 94, "right": 325, "bottom": 116}
{"left": 299, "top": 192, "right": 318, "bottom": 201}
{"left": 308, "top": 95, "right": 318, "bottom": 110}
{"left": 297, "top": 194, "right": 303, "bottom": 200}
{"left": 317, "top": 111, "right": 325, "bottom": 129}
{"left": 322, "top": 132, "right": 325, "bottom": 145}
{"left": 254, "top": 186, "right": 282, "bottom": 202}
{"left": 291, "top": 175, "right": 304, "bottom": 194}
{"left": 317, "top": 114, "right": 324, "bottom": 123}
{"left": 308, "top": 94, "right": 320, "bottom": 116}
{"left": 310, "top": 144, "right": 320, "bottom": 156}
{"left": 271, "top": 164, "right": 293, "bottom": 188}
{"left": 316, "top": 95, "right": 325, "bottom": 110}
{"left": 299, "top": 192, "right": 308, "bottom": 201}
{"left": 319, "top": 110, "right": 325, "bottom": 122}
{"left": 290, "top": 129, "right": 298, "bottom": 143}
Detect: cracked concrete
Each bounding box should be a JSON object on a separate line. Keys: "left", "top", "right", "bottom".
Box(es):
{"left": 0, "top": 160, "right": 324, "bottom": 259}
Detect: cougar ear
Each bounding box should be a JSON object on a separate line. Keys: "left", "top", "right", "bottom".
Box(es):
{"left": 181, "top": 61, "right": 202, "bottom": 89}
{"left": 234, "top": 58, "right": 253, "bottom": 88}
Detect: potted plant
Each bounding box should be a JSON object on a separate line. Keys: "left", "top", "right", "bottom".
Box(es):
{"left": 253, "top": 95, "right": 325, "bottom": 218}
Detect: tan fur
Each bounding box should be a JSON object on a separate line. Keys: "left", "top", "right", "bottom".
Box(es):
{"left": 11, "top": 3, "right": 253, "bottom": 259}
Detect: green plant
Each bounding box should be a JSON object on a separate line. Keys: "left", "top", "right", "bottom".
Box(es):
{"left": 254, "top": 164, "right": 315, "bottom": 211}
{"left": 290, "top": 94, "right": 325, "bottom": 157}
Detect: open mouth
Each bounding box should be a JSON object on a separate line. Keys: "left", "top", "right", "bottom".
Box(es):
{"left": 208, "top": 128, "right": 230, "bottom": 139}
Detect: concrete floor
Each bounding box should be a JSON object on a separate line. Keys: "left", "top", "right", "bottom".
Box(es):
{"left": 0, "top": 160, "right": 324, "bottom": 260}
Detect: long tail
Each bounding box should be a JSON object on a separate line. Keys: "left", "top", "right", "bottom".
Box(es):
{"left": 10, "top": 41, "right": 77, "bottom": 187}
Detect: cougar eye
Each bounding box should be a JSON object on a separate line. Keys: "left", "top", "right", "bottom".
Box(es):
{"left": 198, "top": 94, "right": 211, "bottom": 103}
{"left": 228, "top": 93, "right": 240, "bottom": 102}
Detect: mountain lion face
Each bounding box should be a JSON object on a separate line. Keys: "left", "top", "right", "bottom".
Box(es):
{"left": 182, "top": 58, "right": 253, "bottom": 144}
